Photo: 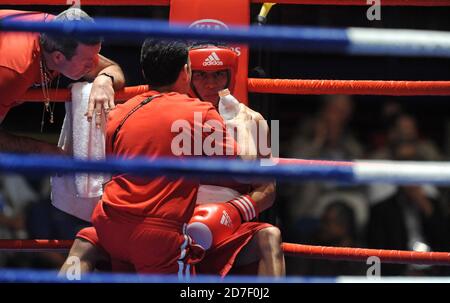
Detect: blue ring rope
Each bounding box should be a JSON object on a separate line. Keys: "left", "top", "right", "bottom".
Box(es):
{"left": 2, "top": 153, "right": 450, "bottom": 184}
{"left": 1, "top": 18, "right": 449, "bottom": 57}
{"left": 0, "top": 269, "right": 337, "bottom": 283}
{"left": 0, "top": 153, "right": 355, "bottom": 183}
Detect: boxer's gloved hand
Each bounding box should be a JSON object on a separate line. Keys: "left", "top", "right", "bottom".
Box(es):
{"left": 186, "top": 195, "right": 258, "bottom": 250}
{"left": 187, "top": 202, "right": 241, "bottom": 250}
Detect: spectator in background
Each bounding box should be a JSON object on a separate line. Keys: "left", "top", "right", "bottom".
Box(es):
{"left": 0, "top": 174, "right": 37, "bottom": 240}
{"left": 289, "top": 201, "right": 366, "bottom": 276}
{"left": 372, "top": 112, "right": 442, "bottom": 161}
{"left": 0, "top": 175, "right": 88, "bottom": 268}
{"left": 367, "top": 138, "right": 449, "bottom": 276}
{"left": 282, "top": 95, "right": 365, "bottom": 237}
{"left": 288, "top": 95, "right": 362, "bottom": 160}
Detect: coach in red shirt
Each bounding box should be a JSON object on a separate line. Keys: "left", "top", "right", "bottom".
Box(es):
{"left": 92, "top": 39, "right": 239, "bottom": 276}
{"left": 0, "top": 8, "right": 125, "bottom": 153}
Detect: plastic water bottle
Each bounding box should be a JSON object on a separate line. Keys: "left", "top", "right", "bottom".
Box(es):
{"left": 218, "top": 89, "right": 240, "bottom": 120}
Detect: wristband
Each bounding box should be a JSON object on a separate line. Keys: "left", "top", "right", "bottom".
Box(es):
{"left": 228, "top": 194, "right": 258, "bottom": 222}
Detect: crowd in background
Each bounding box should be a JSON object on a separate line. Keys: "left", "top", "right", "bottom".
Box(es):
{"left": 278, "top": 95, "right": 450, "bottom": 276}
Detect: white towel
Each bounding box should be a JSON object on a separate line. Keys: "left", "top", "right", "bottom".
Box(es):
{"left": 51, "top": 82, "right": 110, "bottom": 222}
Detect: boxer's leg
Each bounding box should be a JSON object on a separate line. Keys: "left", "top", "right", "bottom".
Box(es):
{"left": 234, "top": 226, "right": 285, "bottom": 276}
{"left": 58, "top": 237, "right": 108, "bottom": 278}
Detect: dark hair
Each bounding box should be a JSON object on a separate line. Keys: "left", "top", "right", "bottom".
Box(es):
{"left": 140, "top": 39, "right": 189, "bottom": 87}
{"left": 189, "top": 40, "right": 228, "bottom": 49}
{"left": 40, "top": 8, "right": 102, "bottom": 60}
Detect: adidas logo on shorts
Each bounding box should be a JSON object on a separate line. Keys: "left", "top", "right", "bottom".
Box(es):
{"left": 220, "top": 210, "right": 232, "bottom": 228}
{"left": 202, "top": 52, "right": 224, "bottom": 66}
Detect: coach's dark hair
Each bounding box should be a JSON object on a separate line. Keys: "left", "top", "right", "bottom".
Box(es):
{"left": 40, "top": 8, "right": 102, "bottom": 60}
{"left": 140, "top": 39, "right": 189, "bottom": 88}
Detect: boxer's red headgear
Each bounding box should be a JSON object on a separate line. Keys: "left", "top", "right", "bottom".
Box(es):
{"left": 189, "top": 45, "right": 238, "bottom": 100}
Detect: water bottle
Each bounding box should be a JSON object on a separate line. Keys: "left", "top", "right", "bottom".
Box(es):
{"left": 218, "top": 89, "right": 240, "bottom": 120}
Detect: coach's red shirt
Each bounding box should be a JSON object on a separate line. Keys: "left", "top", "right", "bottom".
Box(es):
{"left": 0, "top": 10, "right": 54, "bottom": 119}
{"left": 102, "top": 91, "right": 238, "bottom": 223}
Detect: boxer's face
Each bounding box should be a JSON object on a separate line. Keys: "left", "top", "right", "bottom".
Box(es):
{"left": 56, "top": 43, "right": 101, "bottom": 80}
{"left": 191, "top": 70, "right": 229, "bottom": 107}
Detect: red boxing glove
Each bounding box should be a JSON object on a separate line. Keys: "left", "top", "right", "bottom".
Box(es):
{"left": 227, "top": 194, "right": 258, "bottom": 222}
{"left": 187, "top": 202, "right": 242, "bottom": 250}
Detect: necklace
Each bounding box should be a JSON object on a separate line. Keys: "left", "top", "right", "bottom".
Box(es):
{"left": 39, "top": 58, "right": 59, "bottom": 132}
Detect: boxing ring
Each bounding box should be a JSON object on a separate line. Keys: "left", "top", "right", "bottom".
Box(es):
{"left": 1, "top": 0, "right": 450, "bottom": 283}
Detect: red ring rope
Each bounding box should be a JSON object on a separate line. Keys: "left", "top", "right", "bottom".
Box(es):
{"left": 248, "top": 79, "right": 450, "bottom": 96}
{"left": 0, "top": 240, "right": 73, "bottom": 252}
{"left": 1, "top": 240, "right": 448, "bottom": 266}
{"left": 19, "top": 85, "right": 149, "bottom": 103}
{"left": 18, "top": 79, "right": 450, "bottom": 103}
{"left": 282, "top": 243, "right": 450, "bottom": 266}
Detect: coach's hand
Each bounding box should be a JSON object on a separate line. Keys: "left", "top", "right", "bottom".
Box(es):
{"left": 86, "top": 74, "right": 115, "bottom": 128}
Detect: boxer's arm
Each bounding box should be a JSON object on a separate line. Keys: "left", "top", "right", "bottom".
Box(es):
{"left": 201, "top": 108, "right": 247, "bottom": 188}
{"left": 248, "top": 181, "right": 276, "bottom": 213}
{"left": 225, "top": 103, "right": 271, "bottom": 160}
{"left": 203, "top": 107, "right": 240, "bottom": 158}
{"left": 228, "top": 105, "right": 276, "bottom": 212}
{"left": 204, "top": 106, "right": 270, "bottom": 160}
{"left": 232, "top": 105, "right": 276, "bottom": 205}
{"left": 226, "top": 181, "right": 275, "bottom": 222}
{"left": 202, "top": 107, "right": 275, "bottom": 195}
